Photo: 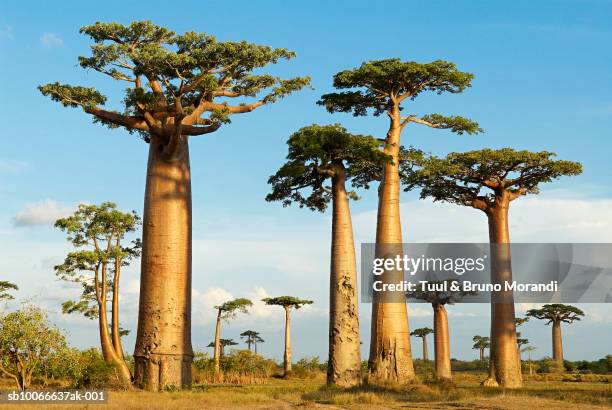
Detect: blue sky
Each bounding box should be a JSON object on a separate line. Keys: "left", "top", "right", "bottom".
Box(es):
{"left": 1, "top": 0, "right": 611, "bottom": 363}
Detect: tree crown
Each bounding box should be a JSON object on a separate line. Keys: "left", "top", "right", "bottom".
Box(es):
{"left": 317, "top": 59, "right": 482, "bottom": 134}
{"left": 410, "top": 327, "right": 434, "bottom": 338}
{"left": 39, "top": 20, "right": 310, "bottom": 158}
{"left": 402, "top": 148, "right": 582, "bottom": 213}
{"left": 240, "top": 330, "right": 264, "bottom": 343}
{"left": 472, "top": 335, "right": 490, "bottom": 349}
{"left": 406, "top": 279, "right": 476, "bottom": 305}
{"left": 266, "top": 124, "right": 392, "bottom": 212}
{"left": 526, "top": 304, "right": 585, "bottom": 325}
{"left": 262, "top": 296, "right": 313, "bottom": 309}
{"left": 215, "top": 298, "right": 252, "bottom": 321}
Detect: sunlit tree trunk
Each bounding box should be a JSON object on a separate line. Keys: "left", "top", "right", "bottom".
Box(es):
{"left": 479, "top": 347, "right": 485, "bottom": 362}
{"left": 433, "top": 304, "right": 451, "bottom": 380}
{"left": 369, "top": 107, "right": 415, "bottom": 383}
{"left": 327, "top": 164, "right": 361, "bottom": 387}
{"left": 111, "top": 250, "right": 125, "bottom": 360}
{"left": 214, "top": 310, "right": 222, "bottom": 376}
{"left": 99, "top": 297, "right": 131, "bottom": 382}
{"left": 484, "top": 196, "right": 521, "bottom": 388}
{"left": 552, "top": 320, "right": 563, "bottom": 364}
{"left": 422, "top": 337, "right": 429, "bottom": 361}
{"left": 134, "top": 136, "right": 193, "bottom": 391}
{"left": 284, "top": 306, "right": 292, "bottom": 376}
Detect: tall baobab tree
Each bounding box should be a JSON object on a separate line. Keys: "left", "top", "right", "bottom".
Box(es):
{"left": 0, "top": 281, "right": 18, "bottom": 301}
{"left": 473, "top": 335, "right": 490, "bottom": 363}
{"left": 526, "top": 304, "right": 584, "bottom": 365}
{"left": 318, "top": 59, "right": 481, "bottom": 383}
{"left": 39, "top": 21, "right": 309, "bottom": 391}
{"left": 407, "top": 279, "right": 473, "bottom": 380}
{"left": 410, "top": 327, "right": 434, "bottom": 361}
{"left": 213, "top": 299, "right": 252, "bottom": 375}
{"left": 263, "top": 296, "right": 313, "bottom": 377}
{"left": 402, "top": 148, "right": 582, "bottom": 388}
{"left": 240, "top": 330, "right": 264, "bottom": 354}
{"left": 54, "top": 203, "right": 140, "bottom": 384}
{"left": 208, "top": 339, "right": 238, "bottom": 358}
{"left": 266, "top": 124, "right": 390, "bottom": 386}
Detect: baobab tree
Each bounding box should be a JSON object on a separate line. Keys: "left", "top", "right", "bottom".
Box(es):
{"left": 318, "top": 59, "right": 481, "bottom": 382}
{"left": 240, "top": 330, "right": 264, "bottom": 354}
{"left": 208, "top": 339, "right": 238, "bottom": 357}
{"left": 39, "top": 21, "right": 309, "bottom": 391}
{"left": 263, "top": 296, "right": 313, "bottom": 377}
{"left": 472, "top": 335, "right": 490, "bottom": 363}
{"left": 522, "top": 345, "right": 537, "bottom": 376}
{"left": 526, "top": 304, "right": 584, "bottom": 365}
{"left": 213, "top": 299, "right": 252, "bottom": 375}
{"left": 402, "top": 148, "right": 582, "bottom": 387}
{"left": 0, "top": 281, "right": 18, "bottom": 301}
{"left": 54, "top": 203, "right": 140, "bottom": 384}
{"left": 515, "top": 317, "right": 529, "bottom": 377}
{"left": 407, "top": 279, "right": 473, "bottom": 380}
{"left": 410, "top": 327, "right": 434, "bottom": 361}
{"left": 266, "top": 124, "right": 390, "bottom": 386}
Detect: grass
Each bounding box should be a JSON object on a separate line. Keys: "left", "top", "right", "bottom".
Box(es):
{"left": 0, "top": 371, "right": 610, "bottom": 409}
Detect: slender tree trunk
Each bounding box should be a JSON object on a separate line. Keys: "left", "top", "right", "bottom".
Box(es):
{"left": 484, "top": 198, "right": 521, "bottom": 388}
{"left": 552, "top": 321, "right": 563, "bottom": 364}
{"left": 214, "top": 311, "right": 221, "bottom": 376}
{"left": 433, "top": 304, "right": 451, "bottom": 380}
{"left": 480, "top": 347, "right": 484, "bottom": 362}
{"left": 111, "top": 252, "right": 125, "bottom": 360}
{"left": 255, "top": 343, "right": 258, "bottom": 354}
{"left": 327, "top": 164, "right": 361, "bottom": 387}
{"left": 99, "top": 299, "right": 131, "bottom": 382}
{"left": 529, "top": 352, "right": 533, "bottom": 376}
{"left": 284, "top": 307, "right": 292, "bottom": 376}
{"left": 369, "top": 107, "right": 415, "bottom": 383}
{"left": 133, "top": 136, "right": 193, "bottom": 391}
{"left": 422, "top": 337, "right": 429, "bottom": 361}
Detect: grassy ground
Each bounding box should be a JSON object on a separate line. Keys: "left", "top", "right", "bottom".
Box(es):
{"left": 0, "top": 372, "right": 610, "bottom": 409}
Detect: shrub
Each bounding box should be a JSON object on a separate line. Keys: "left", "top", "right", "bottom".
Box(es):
{"left": 193, "top": 349, "right": 276, "bottom": 385}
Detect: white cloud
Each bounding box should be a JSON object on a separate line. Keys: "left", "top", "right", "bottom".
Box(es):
{"left": 12, "top": 200, "right": 76, "bottom": 227}
{"left": 0, "top": 159, "right": 29, "bottom": 173}
{"left": 40, "top": 32, "right": 62, "bottom": 48}
{"left": 0, "top": 26, "right": 13, "bottom": 41}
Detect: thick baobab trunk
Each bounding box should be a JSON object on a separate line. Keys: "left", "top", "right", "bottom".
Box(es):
{"left": 422, "top": 337, "right": 429, "bottom": 361}
{"left": 433, "top": 304, "right": 451, "bottom": 380}
{"left": 214, "top": 311, "right": 221, "bottom": 375}
{"left": 369, "top": 109, "right": 415, "bottom": 383}
{"left": 328, "top": 165, "right": 361, "bottom": 387}
{"left": 552, "top": 321, "right": 563, "bottom": 364}
{"left": 284, "top": 307, "right": 292, "bottom": 376}
{"left": 484, "top": 198, "right": 521, "bottom": 388}
{"left": 134, "top": 136, "right": 193, "bottom": 391}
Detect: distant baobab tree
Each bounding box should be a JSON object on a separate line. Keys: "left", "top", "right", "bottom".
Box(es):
{"left": 54, "top": 203, "right": 140, "bottom": 384}
{"left": 515, "top": 317, "right": 530, "bottom": 378}
{"left": 410, "top": 328, "right": 434, "bottom": 361}
{"left": 267, "top": 124, "right": 390, "bottom": 386}
{"left": 38, "top": 20, "right": 309, "bottom": 391}
{"left": 522, "top": 345, "right": 537, "bottom": 376}
{"left": 207, "top": 339, "right": 238, "bottom": 357}
{"left": 263, "top": 296, "right": 313, "bottom": 377}
{"left": 213, "top": 299, "right": 252, "bottom": 375}
{"left": 318, "top": 59, "right": 482, "bottom": 383}
{"left": 402, "top": 148, "right": 582, "bottom": 388}
{"left": 526, "top": 304, "right": 584, "bottom": 365}
{"left": 240, "top": 330, "right": 264, "bottom": 354}
{"left": 0, "top": 281, "right": 18, "bottom": 301}
{"left": 472, "top": 335, "right": 490, "bottom": 363}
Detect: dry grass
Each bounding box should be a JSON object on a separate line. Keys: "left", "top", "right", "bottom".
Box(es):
{"left": 0, "top": 371, "right": 610, "bottom": 409}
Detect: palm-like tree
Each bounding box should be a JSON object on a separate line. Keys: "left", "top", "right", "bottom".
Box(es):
{"left": 240, "top": 330, "right": 264, "bottom": 354}
{"left": 410, "top": 327, "right": 434, "bottom": 361}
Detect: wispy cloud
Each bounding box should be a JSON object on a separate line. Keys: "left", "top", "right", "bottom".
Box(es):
{"left": 0, "top": 159, "right": 29, "bottom": 173}
{"left": 12, "top": 200, "right": 76, "bottom": 227}
{"left": 0, "top": 25, "right": 13, "bottom": 41}
{"left": 40, "top": 32, "right": 62, "bottom": 48}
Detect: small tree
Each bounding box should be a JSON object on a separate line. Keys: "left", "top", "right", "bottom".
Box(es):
{"left": 0, "top": 305, "right": 67, "bottom": 390}
{"left": 410, "top": 327, "right": 434, "bottom": 361}
{"left": 240, "top": 330, "right": 264, "bottom": 354}
{"left": 0, "top": 281, "right": 18, "bottom": 301}
{"left": 407, "top": 279, "right": 473, "bottom": 380}
{"left": 472, "top": 335, "right": 490, "bottom": 363}
{"left": 262, "top": 296, "right": 313, "bottom": 376}
{"left": 318, "top": 59, "right": 481, "bottom": 383}
{"left": 208, "top": 339, "right": 238, "bottom": 357}
{"left": 213, "top": 298, "right": 252, "bottom": 375}
{"left": 515, "top": 317, "right": 529, "bottom": 376}
{"left": 54, "top": 202, "right": 140, "bottom": 383}
{"left": 526, "top": 304, "right": 584, "bottom": 365}
{"left": 522, "top": 345, "right": 537, "bottom": 376}
{"left": 403, "top": 148, "right": 582, "bottom": 388}
{"left": 266, "top": 124, "right": 389, "bottom": 386}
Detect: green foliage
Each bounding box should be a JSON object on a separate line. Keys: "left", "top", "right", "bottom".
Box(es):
{"left": 262, "top": 296, "right": 313, "bottom": 309}
{"left": 215, "top": 298, "right": 253, "bottom": 321}
{"left": 472, "top": 335, "right": 490, "bottom": 350}
{"left": 526, "top": 304, "right": 585, "bottom": 325}
{"left": 240, "top": 330, "right": 264, "bottom": 349}
{"left": 0, "top": 281, "right": 18, "bottom": 301}
{"left": 411, "top": 327, "right": 434, "bottom": 338}
{"left": 39, "top": 20, "right": 310, "bottom": 141}
{"left": 402, "top": 148, "right": 583, "bottom": 209}
{"left": 193, "top": 349, "right": 276, "bottom": 384}
{"left": 0, "top": 304, "right": 67, "bottom": 389}
{"left": 291, "top": 357, "right": 324, "bottom": 379}
{"left": 71, "top": 348, "right": 116, "bottom": 388}
{"left": 266, "top": 124, "right": 392, "bottom": 212}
